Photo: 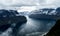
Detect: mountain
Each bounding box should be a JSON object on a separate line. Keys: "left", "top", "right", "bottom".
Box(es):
{"left": 56, "top": 7, "right": 60, "bottom": 16}
{"left": 0, "top": 9, "right": 27, "bottom": 33}
{"left": 29, "top": 7, "right": 60, "bottom": 20}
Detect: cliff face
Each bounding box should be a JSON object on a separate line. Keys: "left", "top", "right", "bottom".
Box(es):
{"left": 45, "top": 19, "right": 60, "bottom": 36}
{"left": 0, "top": 10, "right": 27, "bottom": 33}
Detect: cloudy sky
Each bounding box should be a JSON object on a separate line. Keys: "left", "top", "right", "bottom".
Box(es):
{"left": 0, "top": 0, "right": 60, "bottom": 10}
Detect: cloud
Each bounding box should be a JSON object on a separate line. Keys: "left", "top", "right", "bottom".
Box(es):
{"left": 0, "top": 0, "right": 60, "bottom": 9}
{"left": 0, "top": 0, "right": 39, "bottom": 6}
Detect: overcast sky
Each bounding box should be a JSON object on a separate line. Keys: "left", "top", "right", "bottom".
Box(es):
{"left": 0, "top": 0, "right": 60, "bottom": 10}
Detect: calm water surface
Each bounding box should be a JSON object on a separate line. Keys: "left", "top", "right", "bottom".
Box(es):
{"left": 19, "top": 16, "right": 56, "bottom": 36}
{"left": 0, "top": 16, "right": 56, "bottom": 36}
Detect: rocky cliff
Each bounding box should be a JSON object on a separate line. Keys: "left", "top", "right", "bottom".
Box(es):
{"left": 0, "top": 9, "right": 27, "bottom": 33}
{"left": 44, "top": 19, "right": 60, "bottom": 36}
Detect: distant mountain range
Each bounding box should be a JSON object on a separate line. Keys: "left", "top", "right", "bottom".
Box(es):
{"left": 0, "top": 9, "right": 19, "bottom": 17}
{"left": 29, "top": 7, "right": 60, "bottom": 20}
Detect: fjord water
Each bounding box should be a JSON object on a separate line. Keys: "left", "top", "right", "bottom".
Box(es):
{"left": 19, "top": 16, "right": 56, "bottom": 36}
{"left": 0, "top": 16, "right": 56, "bottom": 36}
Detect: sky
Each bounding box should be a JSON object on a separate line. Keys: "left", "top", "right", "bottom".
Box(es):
{"left": 0, "top": 0, "right": 60, "bottom": 11}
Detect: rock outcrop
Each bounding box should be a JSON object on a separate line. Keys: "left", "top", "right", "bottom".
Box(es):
{"left": 44, "top": 19, "right": 60, "bottom": 36}
{"left": 0, "top": 9, "right": 27, "bottom": 33}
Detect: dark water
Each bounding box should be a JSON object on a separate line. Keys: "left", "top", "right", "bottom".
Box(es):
{"left": 19, "top": 16, "right": 56, "bottom": 36}
{"left": 0, "top": 16, "right": 56, "bottom": 36}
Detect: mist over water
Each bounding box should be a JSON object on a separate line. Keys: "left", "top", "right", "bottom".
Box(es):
{"left": 19, "top": 16, "right": 56, "bottom": 36}
{"left": 0, "top": 15, "right": 56, "bottom": 36}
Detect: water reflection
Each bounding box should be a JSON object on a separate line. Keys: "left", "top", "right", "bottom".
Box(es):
{"left": 19, "top": 16, "right": 56, "bottom": 36}
{"left": 0, "top": 16, "right": 56, "bottom": 36}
